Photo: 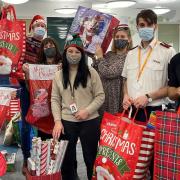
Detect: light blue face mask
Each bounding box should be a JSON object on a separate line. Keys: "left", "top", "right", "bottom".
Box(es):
{"left": 138, "top": 27, "right": 154, "bottom": 41}
{"left": 33, "top": 27, "right": 46, "bottom": 38}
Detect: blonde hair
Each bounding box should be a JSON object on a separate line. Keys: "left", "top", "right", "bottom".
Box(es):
{"left": 111, "top": 26, "right": 133, "bottom": 53}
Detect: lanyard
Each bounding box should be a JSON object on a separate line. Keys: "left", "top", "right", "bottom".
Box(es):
{"left": 69, "top": 81, "right": 75, "bottom": 100}
{"left": 137, "top": 40, "right": 157, "bottom": 81}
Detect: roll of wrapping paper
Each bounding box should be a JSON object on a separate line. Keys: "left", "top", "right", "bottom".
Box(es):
{"left": 27, "top": 158, "right": 36, "bottom": 176}
{"left": 47, "top": 160, "right": 55, "bottom": 174}
{"left": 31, "top": 137, "right": 38, "bottom": 161}
{"left": 36, "top": 138, "right": 41, "bottom": 176}
{"left": 52, "top": 142, "right": 60, "bottom": 173}
{"left": 53, "top": 142, "right": 60, "bottom": 155}
{"left": 36, "top": 157, "right": 41, "bottom": 176}
{"left": 53, "top": 140, "right": 68, "bottom": 173}
{"left": 40, "top": 141, "right": 48, "bottom": 175}
{"left": 46, "top": 140, "right": 51, "bottom": 174}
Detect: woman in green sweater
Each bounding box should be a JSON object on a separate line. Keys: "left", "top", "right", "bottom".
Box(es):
{"left": 51, "top": 34, "right": 105, "bottom": 180}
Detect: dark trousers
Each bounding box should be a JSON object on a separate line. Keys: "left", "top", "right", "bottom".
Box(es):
{"left": 61, "top": 118, "right": 100, "bottom": 180}
{"left": 38, "top": 130, "right": 52, "bottom": 141}
{"left": 132, "top": 105, "right": 162, "bottom": 122}
{"left": 20, "top": 81, "right": 31, "bottom": 160}
{"left": 132, "top": 105, "right": 162, "bottom": 179}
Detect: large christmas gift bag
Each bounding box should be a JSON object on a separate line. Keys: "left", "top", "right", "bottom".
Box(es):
{"left": 154, "top": 110, "right": 180, "bottom": 180}
{"left": 0, "top": 87, "right": 16, "bottom": 130}
{"left": 26, "top": 65, "right": 59, "bottom": 134}
{"left": 92, "top": 112, "right": 144, "bottom": 180}
{"left": 0, "top": 5, "right": 26, "bottom": 76}
{"left": 115, "top": 111, "right": 157, "bottom": 180}
{"left": 68, "top": 6, "right": 119, "bottom": 54}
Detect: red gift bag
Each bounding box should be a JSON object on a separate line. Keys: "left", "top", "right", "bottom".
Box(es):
{"left": 26, "top": 65, "right": 58, "bottom": 134}
{"left": 93, "top": 112, "right": 144, "bottom": 180}
{"left": 0, "top": 5, "right": 26, "bottom": 75}
{"left": 0, "top": 152, "right": 7, "bottom": 176}
{"left": 154, "top": 110, "right": 180, "bottom": 180}
{"left": 116, "top": 110, "right": 156, "bottom": 180}
{"left": 0, "top": 87, "right": 16, "bottom": 130}
{"left": 25, "top": 169, "right": 61, "bottom": 180}
{"left": 68, "top": 6, "right": 119, "bottom": 54}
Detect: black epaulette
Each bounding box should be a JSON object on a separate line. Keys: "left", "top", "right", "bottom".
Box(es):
{"left": 160, "top": 42, "right": 172, "bottom": 48}
{"left": 129, "top": 45, "right": 138, "bottom": 51}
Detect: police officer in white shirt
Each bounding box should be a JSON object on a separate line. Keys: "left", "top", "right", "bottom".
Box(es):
{"left": 122, "top": 9, "right": 176, "bottom": 179}
{"left": 122, "top": 9, "right": 176, "bottom": 120}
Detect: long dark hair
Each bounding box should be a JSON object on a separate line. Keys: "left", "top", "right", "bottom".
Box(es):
{"left": 38, "top": 37, "right": 62, "bottom": 64}
{"left": 62, "top": 47, "right": 90, "bottom": 89}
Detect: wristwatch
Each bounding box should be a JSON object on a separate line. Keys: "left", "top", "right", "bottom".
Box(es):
{"left": 145, "top": 94, "right": 153, "bottom": 103}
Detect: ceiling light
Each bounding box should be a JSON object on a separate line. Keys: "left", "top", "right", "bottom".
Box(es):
{"left": 57, "top": 27, "right": 68, "bottom": 30}
{"left": 152, "top": 6, "right": 170, "bottom": 15}
{"left": 144, "top": 0, "right": 175, "bottom": 3}
{"left": 97, "top": 8, "right": 111, "bottom": 13}
{"left": 92, "top": 3, "right": 107, "bottom": 9}
{"left": 2, "top": 0, "right": 29, "bottom": 4}
{"left": 55, "top": 8, "right": 77, "bottom": 15}
{"left": 107, "top": 0, "right": 136, "bottom": 8}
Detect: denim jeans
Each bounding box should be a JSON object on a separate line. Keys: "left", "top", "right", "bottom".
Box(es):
{"left": 0, "top": 75, "right": 10, "bottom": 87}
{"left": 19, "top": 81, "right": 31, "bottom": 160}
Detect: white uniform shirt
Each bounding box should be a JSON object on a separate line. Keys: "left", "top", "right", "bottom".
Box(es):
{"left": 122, "top": 38, "right": 176, "bottom": 106}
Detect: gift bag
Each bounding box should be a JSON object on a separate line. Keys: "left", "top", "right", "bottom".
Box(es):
{"left": 115, "top": 111, "right": 156, "bottom": 180}
{"left": 0, "top": 5, "right": 26, "bottom": 75}
{"left": 26, "top": 65, "right": 59, "bottom": 134}
{"left": 0, "top": 87, "right": 16, "bottom": 130}
{"left": 68, "top": 6, "right": 119, "bottom": 54}
{"left": 0, "top": 152, "right": 7, "bottom": 176}
{"left": 154, "top": 110, "right": 180, "bottom": 180}
{"left": 3, "top": 112, "right": 21, "bottom": 146}
{"left": 93, "top": 112, "right": 144, "bottom": 180}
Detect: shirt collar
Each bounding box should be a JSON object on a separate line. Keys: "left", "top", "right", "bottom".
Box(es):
{"left": 138, "top": 38, "right": 157, "bottom": 49}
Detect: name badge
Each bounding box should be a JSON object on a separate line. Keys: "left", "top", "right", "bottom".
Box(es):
{"left": 70, "top": 103, "right": 78, "bottom": 114}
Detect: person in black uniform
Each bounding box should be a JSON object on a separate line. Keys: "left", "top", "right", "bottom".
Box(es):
{"left": 168, "top": 53, "right": 180, "bottom": 107}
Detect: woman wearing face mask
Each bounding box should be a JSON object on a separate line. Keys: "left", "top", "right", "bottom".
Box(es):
{"left": 51, "top": 34, "right": 105, "bottom": 180}
{"left": 20, "top": 15, "right": 47, "bottom": 175}
{"left": 36, "top": 37, "right": 62, "bottom": 140}
{"left": 93, "top": 24, "right": 132, "bottom": 115}
{"left": 38, "top": 37, "right": 62, "bottom": 65}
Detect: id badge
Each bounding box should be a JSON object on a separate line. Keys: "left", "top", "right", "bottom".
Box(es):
{"left": 133, "top": 81, "right": 142, "bottom": 90}
{"left": 70, "top": 103, "right": 78, "bottom": 114}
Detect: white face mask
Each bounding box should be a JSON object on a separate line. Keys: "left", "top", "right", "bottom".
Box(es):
{"left": 66, "top": 53, "right": 82, "bottom": 65}
{"left": 33, "top": 27, "right": 46, "bottom": 39}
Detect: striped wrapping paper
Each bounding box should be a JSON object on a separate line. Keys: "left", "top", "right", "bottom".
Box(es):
{"left": 154, "top": 111, "right": 180, "bottom": 180}
{"left": 40, "top": 141, "right": 48, "bottom": 175}
{"left": 133, "top": 114, "right": 156, "bottom": 180}
{"left": 133, "top": 128, "right": 155, "bottom": 179}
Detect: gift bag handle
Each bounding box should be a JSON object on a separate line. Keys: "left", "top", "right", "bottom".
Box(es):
{"left": 119, "top": 106, "right": 139, "bottom": 124}
{"left": 118, "top": 107, "right": 148, "bottom": 124}
{"left": 1, "top": 5, "right": 17, "bottom": 21}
